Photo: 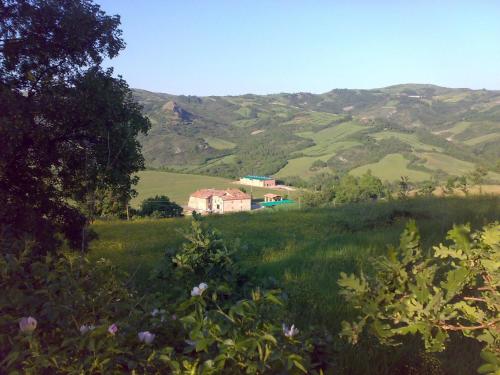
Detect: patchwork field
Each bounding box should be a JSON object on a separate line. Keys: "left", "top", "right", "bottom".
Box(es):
{"left": 350, "top": 153, "right": 431, "bottom": 181}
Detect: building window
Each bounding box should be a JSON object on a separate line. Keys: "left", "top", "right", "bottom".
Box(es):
{"left": 216, "top": 204, "right": 220, "bottom": 210}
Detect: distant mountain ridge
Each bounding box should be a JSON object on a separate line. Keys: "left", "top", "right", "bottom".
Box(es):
{"left": 133, "top": 84, "right": 500, "bottom": 182}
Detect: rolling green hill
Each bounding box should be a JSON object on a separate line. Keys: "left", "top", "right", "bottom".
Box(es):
{"left": 134, "top": 84, "right": 500, "bottom": 182}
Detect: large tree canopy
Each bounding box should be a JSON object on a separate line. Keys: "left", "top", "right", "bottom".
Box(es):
{"left": 0, "top": 0, "right": 150, "bottom": 254}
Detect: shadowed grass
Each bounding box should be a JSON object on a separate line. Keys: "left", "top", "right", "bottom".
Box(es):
{"left": 89, "top": 196, "right": 499, "bottom": 375}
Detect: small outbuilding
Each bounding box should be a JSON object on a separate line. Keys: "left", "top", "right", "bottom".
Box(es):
{"left": 264, "top": 193, "right": 283, "bottom": 202}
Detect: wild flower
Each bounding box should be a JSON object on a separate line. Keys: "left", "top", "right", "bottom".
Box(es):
{"left": 191, "top": 282, "right": 208, "bottom": 296}
{"left": 19, "top": 317, "right": 37, "bottom": 333}
{"left": 108, "top": 323, "right": 118, "bottom": 335}
{"left": 79, "top": 324, "right": 95, "bottom": 335}
{"left": 282, "top": 323, "right": 299, "bottom": 338}
{"left": 138, "top": 331, "right": 155, "bottom": 344}
{"left": 171, "top": 314, "right": 177, "bottom": 321}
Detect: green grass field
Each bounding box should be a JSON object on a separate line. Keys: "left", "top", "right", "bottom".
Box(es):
{"left": 89, "top": 196, "right": 500, "bottom": 375}
{"left": 350, "top": 153, "right": 431, "bottom": 181}
{"left": 132, "top": 171, "right": 295, "bottom": 208}
{"left": 419, "top": 152, "right": 500, "bottom": 181}
{"left": 463, "top": 132, "right": 500, "bottom": 146}
{"left": 203, "top": 136, "right": 236, "bottom": 150}
{"left": 275, "top": 154, "right": 333, "bottom": 178}
{"left": 370, "top": 131, "right": 442, "bottom": 151}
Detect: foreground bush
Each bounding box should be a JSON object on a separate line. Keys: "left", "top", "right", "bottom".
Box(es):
{"left": 339, "top": 221, "right": 500, "bottom": 374}
{"left": 0, "top": 240, "right": 311, "bottom": 373}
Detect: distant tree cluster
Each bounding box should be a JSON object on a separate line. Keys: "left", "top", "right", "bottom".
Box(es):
{"left": 139, "top": 195, "right": 183, "bottom": 218}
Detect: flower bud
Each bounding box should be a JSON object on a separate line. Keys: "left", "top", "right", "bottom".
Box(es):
{"left": 108, "top": 323, "right": 118, "bottom": 335}
{"left": 19, "top": 317, "right": 37, "bottom": 334}
{"left": 138, "top": 331, "right": 155, "bottom": 344}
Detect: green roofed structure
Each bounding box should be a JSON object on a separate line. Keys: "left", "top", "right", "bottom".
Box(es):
{"left": 239, "top": 175, "right": 276, "bottom": 187}
{"left": 260, "top": 199, "right": 295, "bottom": 207}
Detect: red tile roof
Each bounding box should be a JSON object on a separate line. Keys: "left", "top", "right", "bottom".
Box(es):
{"left": 190, "top": 189, "right": 251, "bottom": 201}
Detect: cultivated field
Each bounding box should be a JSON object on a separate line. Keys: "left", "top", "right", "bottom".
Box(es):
{"left": 90, "top": 196, "right": 500, "bottom": 375}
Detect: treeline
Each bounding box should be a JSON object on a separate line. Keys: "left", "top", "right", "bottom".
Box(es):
{"left": 282, "top": 165, "right": 492, "bottom": 208}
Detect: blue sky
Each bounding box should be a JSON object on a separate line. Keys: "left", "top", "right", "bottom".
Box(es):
{"left": 99, "top": 0, "right": 500, "bottom": 96}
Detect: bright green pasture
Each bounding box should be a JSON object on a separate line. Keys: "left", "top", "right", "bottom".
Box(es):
{"left": 275, "top": 155, "right": 333, "bottom": 178}
{"left": 90, "top": 196, "right": 500, "bottom": 375}
{"left": 350, "top": 153, "right": 430, "bottom": 181}
{"left": 370, "top": 131, "right": 442, "bottom": 151}
{"left": 296, "top": 121, "right": 364, "bottom": 143}
{"left": 464, "top": 132, "right": 500, "bottom": 146}
{"left": 203, "top": 136, "right": 236, "bottom": 150}
{"left": 132, "top": 171, "right": 287, "bottom": 208}
{"left": 436, "top": 121, "right": 471, "bottom": 136}
{"left": 282, "top": 111, "right": 342, "bottom": 128}
{"left": 419, "top": 152, "right": 500, "bottom": 181}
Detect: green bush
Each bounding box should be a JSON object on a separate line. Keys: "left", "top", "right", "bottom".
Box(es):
{"left": 1, "top": 237, "right": 311, "bottom": 373}
{"left": 140, "top": 195, "right": 183, "bottom": 218}
{"left": 338, "top": 221, "right": 500, "bottom": 374}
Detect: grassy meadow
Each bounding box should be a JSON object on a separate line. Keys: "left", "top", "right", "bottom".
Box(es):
{"left": 90, "top": 195, "right": 500, "bottom": 374}
{"left": 131, "top": 170, "right": 297, "bottom": 208}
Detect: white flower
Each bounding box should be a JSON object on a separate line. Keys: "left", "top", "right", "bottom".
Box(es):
{"left": 19, "top": 317, "right": 37, "bottom": 333}
{"left": 282, "top": 323, "right": 299, "bottom": 338}
{"left": 138, "top": 331, "right": 156, "bottom": 344}
{"left": 191, "top": 282, "right": 208, "bottom": 296}
{"left": 79, "top": 324, "right": 95, "bottom": 335}
{"left": 151, "top": 308, "right": 160, "bottom": 317}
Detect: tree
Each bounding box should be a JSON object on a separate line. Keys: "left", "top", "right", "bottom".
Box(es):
{"left": 338, "top": 221, "right": 500, "bottom": 374}
{"left": 418, "top": 179, "right": 437, "bottom": 196}
{"left": 397, "top": 176, "right": 410, "bottom": 199}
{"left": 139, "top": 195, "right": 183, "bottom": 218}
{"left": 0, "top": 0, "right": 150, "bottom": 254}
{"left": 457, "top": 175, "right": 469, "bottom": 196}
{"left": 469, "top": 165, "right": 488, "bottom": 194}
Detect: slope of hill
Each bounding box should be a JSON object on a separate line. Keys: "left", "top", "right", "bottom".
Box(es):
{"left": 133, "top": 85, "right": 500, "bottom": 182}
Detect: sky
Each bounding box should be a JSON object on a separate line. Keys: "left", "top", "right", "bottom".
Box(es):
{"left": 98, "top": 0, "right": 500, "bottom": 96}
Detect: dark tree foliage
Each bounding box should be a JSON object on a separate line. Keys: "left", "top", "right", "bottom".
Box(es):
{"left": 139, "top": 195, "right": 183, "bottom": 218}
{"left": 0, "top": 0, "right": 150, "bottom": 254}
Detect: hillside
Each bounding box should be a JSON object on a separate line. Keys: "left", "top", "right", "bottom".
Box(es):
{"left": 134, "top": 84, "right": 500, "bottom": 182}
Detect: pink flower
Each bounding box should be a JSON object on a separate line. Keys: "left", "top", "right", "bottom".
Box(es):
{"left": 19, "top": 317, "right": 37, "bottom": 333}
{"left": 108, "top": 323, "right": 118, "bottom": 335}
{"left": 171, "top": 314, "right": 177, "bottom": 321}
{"left": 138, "top": 331, "right": 155, "bottom": 344}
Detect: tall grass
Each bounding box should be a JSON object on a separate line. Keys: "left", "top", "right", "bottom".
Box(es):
{"left": 90, "top": 196, "right": 499, "bottom": 374}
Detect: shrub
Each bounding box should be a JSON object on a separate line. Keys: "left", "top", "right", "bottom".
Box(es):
{"left": 338, "top": 221, "right": 500, "bottom": 374}
{"left": 140, "top": 195, "right": 183, "bottom": 218}
{"left": 1, "top": 236, "right": 311, "bottom": 373}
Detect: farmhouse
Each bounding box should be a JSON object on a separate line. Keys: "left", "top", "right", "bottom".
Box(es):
{"left": 188, "top": 189, "right": 251, "bottom": 214}
{"left": 239, "top": 175, "right": 276, "bottom": 187}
